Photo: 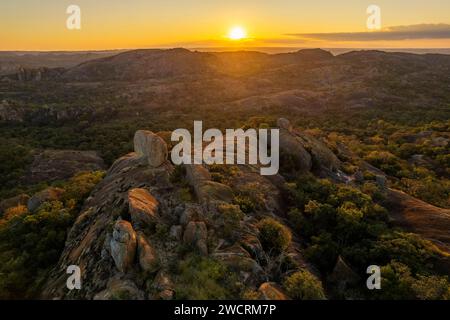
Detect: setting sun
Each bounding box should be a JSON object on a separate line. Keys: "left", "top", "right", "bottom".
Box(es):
{"left": 228, "top": 26, "right": 247, "bottom": 40}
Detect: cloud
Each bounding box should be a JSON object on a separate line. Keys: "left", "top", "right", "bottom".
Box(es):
{"left": 287, "top": 24, "right": 450, "bottom": 42}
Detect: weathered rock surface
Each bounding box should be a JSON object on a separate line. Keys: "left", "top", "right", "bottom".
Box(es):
{"left": 93, "top": 278, "right": 145, "bottom": 300}
{"left": 110, "top": 220, "right": 137, "bottom": 273}
{"left": 25, "top": 149, "right": 105, "bottom": 184}
{"left": 185, "top": 164, "right": 234, "bottom": 204}
{"left": 279, "top": 127, "right": 312, "bottom": 172}
{"left": 128, "top": 188, "right": 159, "bottom": 227}
{"left": 136, "top": 232, "right": 159, "bottom": 272}
{"left": 134, "top": 130, "right": 168, "bottom": 167}
{"left": 297, "top": 133, "right": 341, "bottom": 171}
{"left": 27, "top": 187, "right": 65, "bottom": 212}
{"left": 183, "top": 221, "right": 208, "bottom": 255}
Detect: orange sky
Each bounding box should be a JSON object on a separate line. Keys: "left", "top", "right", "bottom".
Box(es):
{"left": 1, "top": 0, "right": 449, "bottom": 50}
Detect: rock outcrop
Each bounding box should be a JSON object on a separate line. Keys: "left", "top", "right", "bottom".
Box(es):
{"left": 110, "top": 220, "right": 137, "bottom": 273}
{"left": 134, "top": 130, "right": 168, "bottom": 167}
{"left": 136, "top": 232, "right": 159, "bottom": 272}
{"left": 183, "top": 221, "right": 208, "bottom": 255}
{"left": 277, "top": 118, "right": 341, "bottom": 172}
{"left": 25, "top": 150, "right": 105, "bottom": 184}
{"left": 93, "top": 278, "right": 145, "bottom": 300}
{"left": 128, "top": 188, "right": 159, "bottom": 228}
{"left": 185, "top": 164, "right": 234, "bottom": 204}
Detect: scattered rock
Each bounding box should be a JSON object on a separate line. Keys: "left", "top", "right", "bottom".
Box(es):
{"left": 128, "top": 188, "right": 159, "bottom": 228}
{"left": 110, "top": 220, "right": 137, "bottom": 273}
{"left": 179, "top": 206, "right": 201, "bottom": 225}
{"left": 136, "top": 232, "right": 159, "bottom": 273}
{"left": 94, "top": 278, "right": 144, "bottom": 300}
{"left": 169, "top": 225, "right": 183, "bottom": 241}
{"left": 134, "top": 130, "right": 168, "bottom": 167}
{"left": 27, "top": 187, "right": 65, "bottom": 212}
{"left": 183, "top": 221, "right": 208, "bottom": 255}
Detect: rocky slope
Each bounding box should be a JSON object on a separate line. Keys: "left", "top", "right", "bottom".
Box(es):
{"left": 41, "top": 119, "right": 341, "bottom": 300}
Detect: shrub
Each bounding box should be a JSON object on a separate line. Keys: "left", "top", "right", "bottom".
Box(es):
{"left": 257, "top": 218, "right": 292, "bottom": 256}
{"left": 218, "top": 204, "right": 244, "bottom": 240}
{"left": 174, "top": 255, "right": 238, "bottom": 299}
{"left": 283, "top": 270, "right": 326, "bottom": 300}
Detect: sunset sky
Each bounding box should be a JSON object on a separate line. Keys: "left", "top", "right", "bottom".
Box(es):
{"left": 1, "top": 0, "right": 450, "bottom": 51}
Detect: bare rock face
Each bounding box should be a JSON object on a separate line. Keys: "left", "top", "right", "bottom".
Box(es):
{"left": 128, "top": 188, "right": 159, "bottom": 228}
{"left": 27, "top": 187, "right": 65, "bottom": 212}
{"left": 136, "top": 232, "right": 159, "bottom": 273}
{"left": 258, "top": 282, "right": 289, "bottom": 300}
{"left": 93, "top": 278, "right": 145, "bottom": 300}
{"left": 26, "top": 150, "right": 105, "bottom": 184}
{"left": 134, "top": 130, "right": 168, "bottom": 167}
{"left": 183, "top": 221, "right": 208, "bottom": 255}
{"left": 110, "top": 220, "right": 137, "bottom": 273}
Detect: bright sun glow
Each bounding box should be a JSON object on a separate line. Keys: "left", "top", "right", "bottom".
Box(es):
{"left": 228, "top": 26, "right": 247, "bottom": 40}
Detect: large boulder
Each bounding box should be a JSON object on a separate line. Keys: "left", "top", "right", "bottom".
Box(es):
{"left": 279, "top": 129, "right": 312, "bottom": 172}
{"left": 136, "top": 232, "right": 159, "bottom": 273}
{"left": 298, "top": 133, "right": 341, "bottom": 171}
{"left": 134, "top": 130, "right": 168, "bottom": 167}
{"left": 27, "top": 187, "right": 65, "bottom": 212}
{"left": 184, "top": 165, "right": 233, "bottom": 204}
{"left": 197, "top": 181, "right": 234, "bottom": 204}
{"left": 258, "top": 282, "right": 289, "bottom": 300}
{"left": 110, "top": 220, "right": 137, "bottom": 273}
{"left": 128, "top": 188, "right": 159, "bottom": 227}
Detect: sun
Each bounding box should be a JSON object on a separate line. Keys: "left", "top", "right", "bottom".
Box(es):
{"left": 228, "top": 26, "right": 247, "bottom": 40}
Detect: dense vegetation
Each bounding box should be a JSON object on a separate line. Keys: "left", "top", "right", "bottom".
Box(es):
{"left": 0, "top": 171, "right": 104, "bottom": 299}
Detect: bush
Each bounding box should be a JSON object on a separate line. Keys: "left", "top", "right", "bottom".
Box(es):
{"left": 283, "top": 270, "right": 326, "bottom": 300}
{"left": 257, "top": 218, "right": 292, "bottom": 256}
{"left": 174, "top": 255, "right": 239, "bottom": 299}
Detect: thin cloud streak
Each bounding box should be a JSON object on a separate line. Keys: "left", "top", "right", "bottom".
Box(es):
{"left": 287, "top": 24, "right": 450, "bottom": 42}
